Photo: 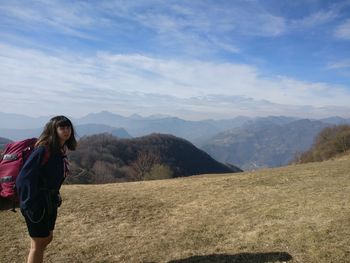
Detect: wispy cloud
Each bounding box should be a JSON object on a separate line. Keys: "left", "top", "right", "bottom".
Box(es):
{"left": 290, "top": 10, "right": 338, "bottom": 29}
{"left": 327, "top": 59, "right": 350, "bottom": 78}
{"left": 0, "top": 0, "right": 286, "bottom": 56}
{"left": 335, "top": 19, "right": 350, "bottom": 39}
{"left": 1, "top": 43, "right": 349, "bottom": 118}
{"left": 328, "top": 59, "right": 350, "bottom": 69}
{"left": 0, "top": 0, "right": 96, "bottom": 40}
{"left": 0, "top": 1, "right": 349, "bottom": 119}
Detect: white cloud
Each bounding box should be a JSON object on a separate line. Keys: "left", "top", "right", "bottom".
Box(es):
{"left": 0, "top": 0, "right": 96, "bottom": 40}
{"left": 290, "top": 10, "right": 338, "bottom": 29}
{"left": 249, "top": 14, "right": 286, "bottom": 36}
{"left": 0, "top": 0, "right": 286, "bottom": 57}
{"left": 327, "top": 60, "right": 350, "bottom": 78}
{"left": 209, "top": 39, "right": 240, "bottom": 54}
{"left": 328, "top": 60, "right": 350, "bottom": 69}
{"left": 335, "top": 19, "right": 350, "bottom": 39}
{"left": 0, "top": 44, "right": 349, "bottom": 119}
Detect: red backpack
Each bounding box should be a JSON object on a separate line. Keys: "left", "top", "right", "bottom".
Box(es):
{"left": 0, "top": 138, "right": 49, "bottom": 211}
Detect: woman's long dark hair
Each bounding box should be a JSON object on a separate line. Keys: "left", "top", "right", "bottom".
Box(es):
{"left": 35, "top": 115, "right": 77, "bottom": 154}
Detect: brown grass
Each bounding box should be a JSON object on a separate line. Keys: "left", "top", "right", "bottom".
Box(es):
{"left": 1, "top": 155, "right": 350, "bottom": 262}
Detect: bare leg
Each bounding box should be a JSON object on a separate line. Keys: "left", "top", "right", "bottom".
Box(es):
{"left": 27, "top": 232, "right": 53, "bottom": 263}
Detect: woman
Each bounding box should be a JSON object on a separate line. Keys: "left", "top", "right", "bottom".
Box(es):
{"left": 16, "top": 116, "right": 77, "bottom": 263}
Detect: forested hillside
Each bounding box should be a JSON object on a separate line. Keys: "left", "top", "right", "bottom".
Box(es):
{"left": 67, "top": 133, "right": 242, "bottom": 184}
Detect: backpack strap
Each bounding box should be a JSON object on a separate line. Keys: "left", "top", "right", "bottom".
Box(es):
{"left": 41, "top": 146, "right": 51, "bottom": 165}
{"left": 40, "top": 147, "right": 51, "bottom": 188}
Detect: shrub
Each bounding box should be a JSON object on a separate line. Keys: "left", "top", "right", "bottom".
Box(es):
{"left": 144, "top": 164, "right": 174, "bottom": 181}
{"left": 294, "top": 125, "right": 350, "bottom": 164}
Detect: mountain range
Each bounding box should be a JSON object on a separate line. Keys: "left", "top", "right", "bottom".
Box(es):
{"left": 202, "top": 119, "right": 330, "bottom": 170}
{"left": 1, "top": 111, "right": 349, "bottom": 170}
{"left": 0, "top": 111, "right": 253, "bottom": 141}
{"left": 0, "top": 123, "right": 131, "bottom": 141}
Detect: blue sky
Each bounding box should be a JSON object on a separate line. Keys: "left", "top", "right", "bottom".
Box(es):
{"left": 0, "top": 0, "right": 350, "bottom": 120}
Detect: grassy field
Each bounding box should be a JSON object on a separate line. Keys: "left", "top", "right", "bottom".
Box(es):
{"left": 1, "top": 155, "right": 350, "bottom": 263}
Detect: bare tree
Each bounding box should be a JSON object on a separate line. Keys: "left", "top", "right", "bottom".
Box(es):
{"left": 131, "top": 150, "right": 160, "bottom": 181}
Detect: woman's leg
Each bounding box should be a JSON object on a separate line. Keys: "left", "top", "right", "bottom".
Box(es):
{"left": 27, "top": 232, "right": 53, "bottom": 263}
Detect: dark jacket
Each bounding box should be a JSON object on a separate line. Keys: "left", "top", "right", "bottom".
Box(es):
{"left": 16, "top": 146, "right": 65, "bottom": 210}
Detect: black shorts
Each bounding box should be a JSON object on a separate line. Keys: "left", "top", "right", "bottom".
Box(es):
{"left": 21, "top": 202, "right": 58, "bottom": 238}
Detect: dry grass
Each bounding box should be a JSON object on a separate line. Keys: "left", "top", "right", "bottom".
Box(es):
{"left": 1, "top": 155, "right": 350, "bottom": 262}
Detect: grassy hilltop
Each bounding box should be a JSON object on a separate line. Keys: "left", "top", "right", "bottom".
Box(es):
{"left": 1, "top": 155, "right": 350, "bottom": 263}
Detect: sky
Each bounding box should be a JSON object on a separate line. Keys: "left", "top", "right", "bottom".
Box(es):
{"left": 0, "top": 0, "right": 350, "bottom": 120}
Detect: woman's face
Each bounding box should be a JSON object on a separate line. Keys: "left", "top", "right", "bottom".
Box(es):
{"left": 57, "top": 125, "right": 72, "bottom": 145}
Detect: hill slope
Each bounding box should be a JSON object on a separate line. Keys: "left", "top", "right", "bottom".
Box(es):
{"left": 0, "top": 136, "right": 12, "bottom": 150}
{"left": 202, "top": 119, "right": 329, "bottom": 170}
{"left": 68, "top": 133, "right": 241, "bottom": 184}
{"left": 1, "top": 155, "right": 350, "bottom": 262}
{"left": 294, "top": 124, "right": 350, "bottom": 164}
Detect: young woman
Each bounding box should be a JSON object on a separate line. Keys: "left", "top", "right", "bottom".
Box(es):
{"left": 16, "top": 116, "right": 77, "bottom": 263}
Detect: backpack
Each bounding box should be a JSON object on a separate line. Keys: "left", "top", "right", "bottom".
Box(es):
{"left": 0, "top": 138, "right": 49, "bottom": 211}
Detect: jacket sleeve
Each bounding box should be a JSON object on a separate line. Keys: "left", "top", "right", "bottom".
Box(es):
{"left": 16, "top": 146, "right": 46, "bottom": 210}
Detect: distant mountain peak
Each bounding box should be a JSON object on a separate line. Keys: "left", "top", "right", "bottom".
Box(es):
{"left": 88, "top": 111, "right": 124, "bottom": 117}
{"left": 129, "top": 114, "right": 144, "bottom": 119}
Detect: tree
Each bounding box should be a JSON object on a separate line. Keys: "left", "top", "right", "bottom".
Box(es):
{"left": 131, "top": 150, "right": 160, "bottom": 180}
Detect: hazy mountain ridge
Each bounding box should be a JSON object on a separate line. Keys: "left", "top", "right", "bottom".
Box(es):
{"left": 0, "top": 137, "right": 12, "bottom": 150}
{"left": 202, "top": 119, "right": 331, "bottom": 170}
{"left": 0, "top": 123, "right": 131, "bottom": 141}
{"left": 75, "top": 124, "right": 131, "bottom": 138}
{"left": 76, "top": 111, "right": 253, "bottom": 141}
{"left": 1, "top": 111, "right": 350, "bottom": 170}
{"left": 0, "top": 112, "right": 49, "bottom": 129}
{"left": 2, "top": 111, "right": 349, "bottom": 141}
{"left": 0, "top": 111, "right": 254, "bottom": 141}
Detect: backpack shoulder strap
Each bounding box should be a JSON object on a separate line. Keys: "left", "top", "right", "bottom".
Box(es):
{"left": 41, "top": 146, "right": 51, "bottom": 165}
